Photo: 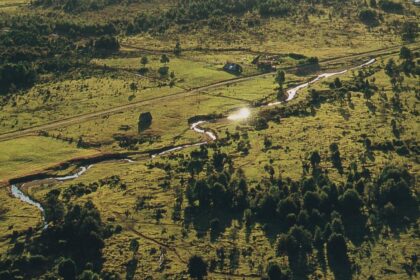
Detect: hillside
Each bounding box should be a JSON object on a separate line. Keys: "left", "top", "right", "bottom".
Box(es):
{"left": 0, "top": 0, "right": 419, "bottom": 279}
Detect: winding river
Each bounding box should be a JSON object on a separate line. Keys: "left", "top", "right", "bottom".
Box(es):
{"left": 10, "top": 58, "right": 376, "bottom": 229}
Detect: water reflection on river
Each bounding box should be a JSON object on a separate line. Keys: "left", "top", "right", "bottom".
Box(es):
{"left": 227, "top": 108, "right": 251, "bottom": 121}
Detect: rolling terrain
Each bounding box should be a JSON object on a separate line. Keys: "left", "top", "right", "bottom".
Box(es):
{"left": 0, "top": 1, "right": 419, "bottom": 280}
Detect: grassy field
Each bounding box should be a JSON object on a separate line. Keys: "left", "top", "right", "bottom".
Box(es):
{"left": 0, "top": 187, "right": 40, "bottom": 253}
{"left": 1, "top": 51, "right": 416, "bottom": 279}
{"left": 24, "top": 157, "right": 283, "bottom": 278}
{"left": 92, "top": 54, "right": 237, "bottom": 88}
{"left": 0, "top": 73, "right": 181, "bottom": 134}
{"left": 0, "top": 136, "right": 98, "bottom": 181}
{"left": 0, "top": 1, "right": 418, "bottom": 277}
{"left": 121, "top": 13, "right": 406, "bottom": 58}
{"left": 0, "top": 0, "right": 28, "bottom": 12}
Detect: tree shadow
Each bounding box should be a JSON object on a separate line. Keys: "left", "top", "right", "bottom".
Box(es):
{"left": 183, "top": 206, "right": 241, "bottom": 241}
{"left": 328, "top": 256, "right": 352, "bottom": 280}
{"left": 125, "top": 257, "right": 138, "bottom": 280}
{"left": 259, "top": 220, "right": 289, "bottom": 246}
{"left": 289, "top": 254, "right": 311, "bottom": 280}
{"left": 342, "top": 214, "right": 368, "bottom": 246}
{"left": 366, "top": 151, "right": 375, "bottom": 162}
{"left": 365, "top": 101, "right": 376, "bottom": 114}
{"left": 338, "top": 108, "right": 350, "bottom": 120}
{"left": 316, "top": 248, "right": 327, "bottom": 275}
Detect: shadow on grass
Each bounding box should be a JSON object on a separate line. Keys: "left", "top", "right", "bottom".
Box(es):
{"left": 183, "top": 206, "right": 242, "bottom": 241}
{"left": 342, "top": 213, "right": 368, "bottom": 246}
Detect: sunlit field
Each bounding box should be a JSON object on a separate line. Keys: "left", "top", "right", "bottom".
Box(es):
{"left": 0, "top": 1, "right": 418, "bottom": 279}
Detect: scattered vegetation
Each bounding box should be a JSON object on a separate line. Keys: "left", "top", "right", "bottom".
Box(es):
{"left": 0, "top": 1, "right": 419, "bottom": 279}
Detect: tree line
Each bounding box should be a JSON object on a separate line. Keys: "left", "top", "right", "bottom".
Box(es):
{"left": 0, "top": 15, "right": 120, "bottom": 95}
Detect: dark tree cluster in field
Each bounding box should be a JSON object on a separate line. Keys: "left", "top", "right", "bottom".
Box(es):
{"left": 0, "top": 198, "right": 121, "bottom": 280}
{"left": 383, "top": 48, "right": 419, "bottom": 101}
{"left": 179, "top": 141, "right": 418, "bottom": 278}
{"left": 125, "top": 0, "right": 367, "bottom": 35}
{"left": 62, "top": 175, "right": 126, "bottom": 201}
{"left": 93, "top": 35, "right": 120, "bottom": 53}
{"left": 0, "top": 15, "right": 120, "bottom": 94}
{"left": 138, "top": 112, "right": 153, "bottom": 132}
{"left": 378, "top": 0, "right": 404, "bottom": 14}
{"left": 183, "top": 147, "right": 248, "bottom": 211}
{"left": 358, "top": 9, "right": 379, "bottom": 26}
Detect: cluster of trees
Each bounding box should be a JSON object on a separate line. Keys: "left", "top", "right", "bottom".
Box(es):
{"left": 125, "top": 0, "right": 341, "bottom": 34}
{"left": 138, "top": 54, "right": 175, "bottom": 84}
{"left": 0, "top": 15, "right": 121, "bottom": 94}
{"left": 181, "top": 140, "right": 417, "bottom": 277}
{"left": 93, "top": 35, "right": 120, "bottom": 54}
{"left": 295, "top": 56, "right": 320, "bottom": 75}
{"left": 358, "top": 9, "right": 379, "bottom": 26}
{"left": 378, "top": 0, "right": 404, "bottom": 14}
{"left": 0, "top": 197, "right": 120, "bottom": 279}
{"left": 62, "top": 175, "right": 126, "bottom": 201}
{"left": 32, "top": 0, "right": 139, "bottom": 13}
{"left": 184, "top": 148, "right": 248, "bottom": 211}
{"left": 0, "top": 63, "right": 37, "bottom": 94}
{"left": 401, "top": 21, "right": 418, "bottom": 42}
{"left": 385, "top": 47, "right": 419, "bottom": 94}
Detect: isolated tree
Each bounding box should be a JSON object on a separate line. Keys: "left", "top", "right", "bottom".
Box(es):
{"left": 399, "top": 46, "right": 412, "bottom": 60}
{"left": 401, "top": 21, "right": 418, "bottom": 42}
{"left": 334, "top": 77, "right": 342, "bottom": 88}
{"left": 158, "top": 66, "right": 169, "bottom": 77}
{"left": 309, "top": 151, "right": 321, "bottom": 168}
{"left": 138, "top": 112, "right": 152, "bottom": 132}
{"left": 358, "top": 9, "right": 378, "bottom": 26}
{"left": 263, "top": 136, "right": 272, "bottom": 150}
{"left": 58, "top": 258, "right": 76, "bottom": 280}
{"left": 253, "top": 117, "right": 269, "bottom": 130}
{"left": 188, "top": 255, "right": 207, "bottom": 279}
{"left": 384, "top": 59, "right": 397, "bottom": 77}
{"left": 364, "top": 137, "right": 372, "bottom": 151}
{"left": 275, "top": 70, "right": 286, "bottom": 89}
{"left": 329, "top": 143, "right": 343, "bottom": 173}
{"left": 174, "top": 41, "right": 182, "bottom": 56}
{"left": 140, "top": 56, "right": 148, "bottom": 68}
{"left": 160, "top": 54, "right": 170, "bottom": 65}
{"left": 129, "top": 82, "right": 138, "bottom": 92}
{"left": 310, "top": 89, "right": 320, "bottom": 104}
{"left": 45, "top": 189, "right": 64, "bottom": 224}
{"left": 129, "top": 239, "right": 139, "bottom": 255}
